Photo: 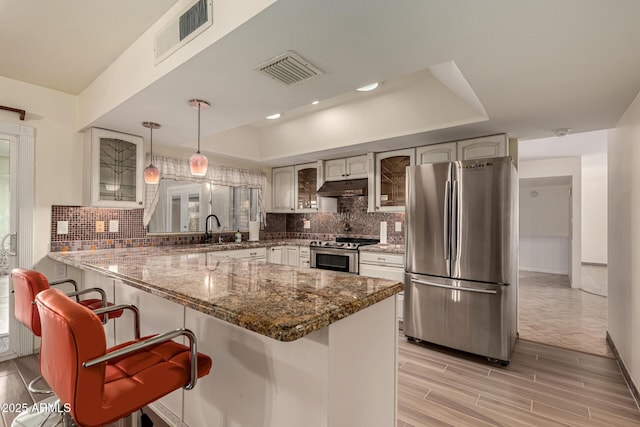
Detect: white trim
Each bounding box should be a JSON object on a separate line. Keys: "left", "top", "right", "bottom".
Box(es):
{"left": 1, "top": 122, "right": 35, "bottom": 357}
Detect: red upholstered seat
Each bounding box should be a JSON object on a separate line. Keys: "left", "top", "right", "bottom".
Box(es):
{"left": 11, "top": 268, "right": 122, "bottom": 335}
{"left": 36, "top": 288, "right": 212, "bottom": 427}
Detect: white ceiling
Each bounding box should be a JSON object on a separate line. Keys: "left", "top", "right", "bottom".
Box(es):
{"left": 519, "top": 129, "right": 608, "bottom": 161}
{"left": 2, "top": 0, "right": 639, "bottom": 165}
{"left": 0, "top": 0, "right": 177, "bottom": 94}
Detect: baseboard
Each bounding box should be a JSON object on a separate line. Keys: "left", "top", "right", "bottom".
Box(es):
{"left": 519, "top": 268, "right": 569, "bottom": 275}
{"left": 607, "top": 331, "right": 640, "bottom": 410}
{"left": 582, "top": 262, "right": 608, "bottom": 267}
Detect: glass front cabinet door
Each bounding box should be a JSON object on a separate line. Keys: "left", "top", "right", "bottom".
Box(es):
{"left": 295, "top": 163, "right": 319, "bottom": 212}
{"left": 375, "top": 148, "right": 415, "bottom": 212}
{"left": 84, "top": 128, "right": 144, "bottom": 207}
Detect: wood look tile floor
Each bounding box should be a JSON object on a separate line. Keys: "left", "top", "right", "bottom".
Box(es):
{"left": 397, "top": 337, "right": 640, "bottom": 427}
{"left": 519, "top": 270, "right": 613, "bottom": 358}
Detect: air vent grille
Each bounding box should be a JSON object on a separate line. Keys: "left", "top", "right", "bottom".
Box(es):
{"left": 179, "top": 0, "right": 208, "bottom": 40}
{"left": 154, "top": 0, "right": 213, "bottom": 65}
{"left": 255, "top": 51, "right": 323, "bottom": 85}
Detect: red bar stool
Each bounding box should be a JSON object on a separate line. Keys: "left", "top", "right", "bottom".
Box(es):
{"left": 35, "top": 288, "right": 212, "bottom": 427}
{"left": 11, "top": 268, "right": 123, "bottom": 393}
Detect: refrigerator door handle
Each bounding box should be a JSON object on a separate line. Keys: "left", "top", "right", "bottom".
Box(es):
{"left": 444, "top": 181, "right": 451, "bottom": 262}
{"left": 410, "top": 278, "right": 498, "bottom": 295}
{"left": 451, "top": 180, "right": 459, "bottom": 261}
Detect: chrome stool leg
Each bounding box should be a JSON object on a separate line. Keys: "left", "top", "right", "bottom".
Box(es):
{"left": 10, "top": 396, "right": 65, "bottom": 427}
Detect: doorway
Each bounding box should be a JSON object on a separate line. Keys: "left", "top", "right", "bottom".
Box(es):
{"left": 517, "top": 131, "right": 609, "bottom": 357}
{"left": 0, "top": 122, "right": 35, "bottom": 361}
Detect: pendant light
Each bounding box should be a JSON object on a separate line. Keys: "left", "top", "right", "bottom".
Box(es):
{"left": 142, "top": 121, "right": 161, "bottom": 184}
{"left": 189, "top": 99, "right": 210, "bottom": 176}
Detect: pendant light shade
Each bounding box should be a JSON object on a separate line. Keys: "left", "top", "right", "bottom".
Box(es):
{"left": 189, "top": 99, "right": 210, "bottom": 177}
{"left": 142, "top": 121, "right": 161, "bottom": 185}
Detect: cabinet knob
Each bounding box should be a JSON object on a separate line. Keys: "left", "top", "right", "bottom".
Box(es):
{"left": 291, "top": 208, "right": 294, "bottom": 211}
{"left": 342, "top": 174, "right": 346, "bottom": 177}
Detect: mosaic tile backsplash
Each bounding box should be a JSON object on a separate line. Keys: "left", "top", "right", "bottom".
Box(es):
{"left": 50, "top": 198, "right": 404, "bottom": 251}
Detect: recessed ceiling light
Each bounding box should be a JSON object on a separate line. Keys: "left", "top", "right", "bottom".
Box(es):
{"left": 553, "top": 128, "right": 571, "bottom": 137}
{"left": 356, "top": 82, "right": 380, "bottom": 92}
{"left": 266, "top": 113, "right": 281, "bottom": 120}
{"left": 311, "top": 100, "right": 319, "bottom": 105}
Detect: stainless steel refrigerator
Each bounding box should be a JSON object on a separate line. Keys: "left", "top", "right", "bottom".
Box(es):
{"left": 404, "top": 156, "right": 518, "bottom": 364}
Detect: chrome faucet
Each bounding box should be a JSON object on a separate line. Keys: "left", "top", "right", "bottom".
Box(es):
{"left": 204, "top": 214, "right": 221, "bottom": 242}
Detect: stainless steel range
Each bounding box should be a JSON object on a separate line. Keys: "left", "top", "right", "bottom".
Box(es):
{"left": 310, "top": 237, "right": 379, "bottom": 274}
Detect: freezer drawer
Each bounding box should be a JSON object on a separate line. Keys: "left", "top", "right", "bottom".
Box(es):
{"left": 403, "top": 273, "right": 516, "bottom": 362}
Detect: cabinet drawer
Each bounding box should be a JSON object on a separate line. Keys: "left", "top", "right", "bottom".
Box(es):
{"left": 299, "top": 246, "right": 310, "bottom": 257}
{"left": 359, "top": 251, "right": 404, "bottom": 267}
{"left": 224, "top": 247, "right": 267, "bottom": 259}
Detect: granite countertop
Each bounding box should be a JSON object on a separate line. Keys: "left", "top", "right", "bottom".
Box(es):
{"left": 48, "top": 244, "right": 402, "bottom": 342}
{"left": 359, "top": 243, "right": 405, "bottom": 254}
{"left": 168, "top": 239, "right": 314, "bottom": 253}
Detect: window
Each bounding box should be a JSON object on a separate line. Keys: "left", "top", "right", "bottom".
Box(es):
{"left": 148, "top": 179, "right": 260, "bottom": 233}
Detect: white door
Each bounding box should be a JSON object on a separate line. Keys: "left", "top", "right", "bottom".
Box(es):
{"left": 0, "top": 123, "right": 35, "bottom": 360}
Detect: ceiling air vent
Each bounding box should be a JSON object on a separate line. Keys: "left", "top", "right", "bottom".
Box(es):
{"left": 255, "top": 51, "right": 324, "bottom": 85}
{"left": 154, "top": 0, "right": 213, "bottom": 65}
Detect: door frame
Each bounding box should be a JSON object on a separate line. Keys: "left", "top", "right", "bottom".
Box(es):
{"left": 0, "top": 121, "right": 35, "bottom": 361}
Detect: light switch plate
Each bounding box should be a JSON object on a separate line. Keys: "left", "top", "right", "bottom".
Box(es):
{"left": 109, "top": 220, "right": 119, "bottom": 233}
{"left": 303, "top": 219, "right": 311, "bottom": 229}
{"left": 96, "top": 221, "right": 105, "bottom": 233}
{"left": 395, "top": 221, "right": 402, "bottom": 232}
{"left": 57, "top": 221, "right": 69, "bottom": 235}
{"left": 54, "top": 263, "right": 66, "bottom": 279}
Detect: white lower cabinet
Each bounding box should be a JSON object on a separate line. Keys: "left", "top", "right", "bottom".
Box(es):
{"left": 268, "top": 245, "right": 300, "bottom": 266}
{"left": 359, "top": 252, "right": 405, "bottom": 323}
{"left": 299, "top": 246, "right": 310, "bottom": 268}
{"left": 81, "top": 270, "right": 116, "bottom": 348}
{"left": 114, "top": 281, "right": 186, "bottom": 420}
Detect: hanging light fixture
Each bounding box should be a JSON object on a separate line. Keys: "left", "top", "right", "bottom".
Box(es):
{"left": 189, "top": 99, "right": 210, "bottom": 176}
{"left": 142, "top": 121, "right": 161, "bottom": 184}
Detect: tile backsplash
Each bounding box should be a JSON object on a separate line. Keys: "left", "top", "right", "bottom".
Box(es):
{"left": 50, "top": 198, "right": 404, "bottom": 252}
{"left": 264, "top": 196, "right": 405, "bottom": 243}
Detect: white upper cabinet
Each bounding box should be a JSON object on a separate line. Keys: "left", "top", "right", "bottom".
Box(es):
{"left": 416, "top": 142, "right": 457, "bottom": 165}
{"left": 272, "top": 166, "right": 295, "bottom": 212}
{"left": 457, "top": 134, "right": 507, "bottom": 160}
{"left": 416, "top": 134, "right": 510, "bottom": 165}
{"left": 272, "top": 163, "right": 328, "bottom": 213}
{"left": 84, "top": 128, "right": 144, "bottom": 208}
{"left": 324, "top": 155, "right": 368, "bottom": 181}
{"left": 374, "top": 148, "right": 415, "bottom": 212}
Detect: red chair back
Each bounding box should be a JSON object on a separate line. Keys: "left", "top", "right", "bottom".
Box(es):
{"left": 11, "top": 268, "right": 50, "bottom": 336}
{"left": 36, "top": 288, "right": 107, "bottom": 426}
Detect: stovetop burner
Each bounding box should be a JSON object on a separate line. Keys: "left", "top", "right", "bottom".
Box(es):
{"left": 309, "top": 237, "right": 379, "bottom": 250}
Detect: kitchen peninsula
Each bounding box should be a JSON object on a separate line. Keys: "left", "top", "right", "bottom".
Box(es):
{"left": 49, "top": 244, "right": 402, "bottom": 427}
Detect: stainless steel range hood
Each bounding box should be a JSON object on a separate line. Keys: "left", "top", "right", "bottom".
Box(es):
{"left": 316, "top": 178, "right": 368, "bottom": 197}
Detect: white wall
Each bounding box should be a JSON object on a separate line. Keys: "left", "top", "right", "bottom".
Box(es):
{"left": 520, "top": 183, "right": 571, "bottom": 238}
{"left": 519, "top": 182, "right": 571, "bottom": 274}
{"left": 0, "top": 76, "right": 82, "bottom": 278}
{"left": 581, "top": 150, "right": 608, "bottom": 263}
{"left": 518, "top": 158, "right": 581, "bottom": 287}
{"left": 607, "top": 90, "right": 640, "bottom": 394}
